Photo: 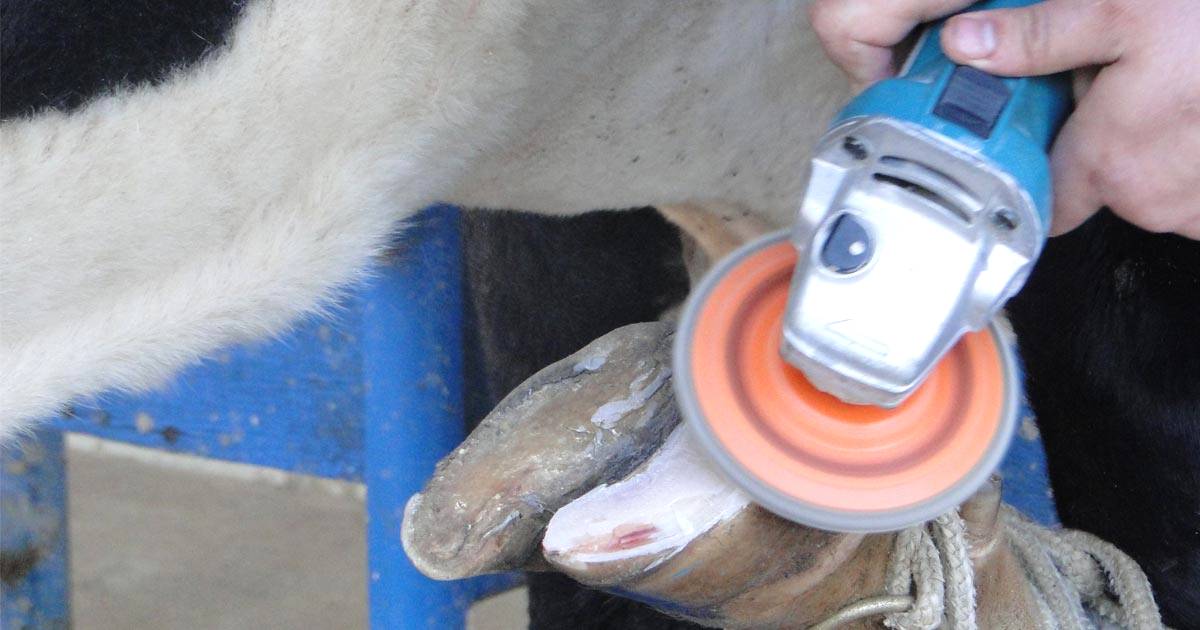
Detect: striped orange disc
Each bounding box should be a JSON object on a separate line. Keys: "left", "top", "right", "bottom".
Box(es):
{"left": 675, "top": 231, "right": 1016, "bottom": 532}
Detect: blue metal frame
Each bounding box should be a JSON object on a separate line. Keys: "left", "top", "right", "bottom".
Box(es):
{"left": 1000, "top": 408, "right": 1057, "bottom": 525}
{"left": 0, "top": 206, "right": 512, "bottom": 629}
{"left": 0, "top": 204, "right": 1051, "bottom": 627}
{"left": 360, "top": 208, "right": 515, "bottom": 627}
{"left": 1, "top": 429, "right": 71, "bottom": 630}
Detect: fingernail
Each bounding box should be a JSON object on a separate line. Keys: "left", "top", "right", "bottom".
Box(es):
{"left": 948, "top": 16, "right": 996, "bottom": 59}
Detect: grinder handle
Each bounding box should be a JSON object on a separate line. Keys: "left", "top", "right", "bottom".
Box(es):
{"left": 832, "top": 0, "right": 1072, "bottom": 235}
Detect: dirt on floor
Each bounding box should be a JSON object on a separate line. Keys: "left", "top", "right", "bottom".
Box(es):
{"left": 65, "top": 436, "right": 527, "bottom": 629}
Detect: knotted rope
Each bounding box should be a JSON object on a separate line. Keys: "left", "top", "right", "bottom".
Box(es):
{"left": 810, "top": 506, "right": 1165, "bottom": 629}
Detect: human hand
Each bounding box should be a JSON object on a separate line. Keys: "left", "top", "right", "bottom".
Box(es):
{"left": 808, "top": 0, "right": 1200, "bottom": 238}
{"left": 397, "top": 322, "right": 1151, "bottom": 628}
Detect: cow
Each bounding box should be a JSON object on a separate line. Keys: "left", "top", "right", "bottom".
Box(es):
{"left": 3, "top": 0, "right": 1196, "bottom": 625}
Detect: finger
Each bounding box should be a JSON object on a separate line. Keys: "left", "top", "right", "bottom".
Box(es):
{"left": 1071, "top": 66, "right": 1100, "bottom": 101}
{"left": 941, "top": 0, "right": 1127, "bottom": 76}
{"left": 1047, "top": 105, "right": 1105, "bottom": 236}
{"left": 401, "top": 322, "right": 678, "bottom": 579}
{"left": 1181, "top": 219, "right": 1200, "bottom": 241}
{"left": 809, "top": 0, "right": 976, "bottom": 86}
{"left": 810, "top": 0, "right": 979, "bottom": 46}
{"left": 841, "top": 43, "right": 897, "bottom": 93}
{"left": 1136, "top": 205, "right": 1200, "bottom": 239}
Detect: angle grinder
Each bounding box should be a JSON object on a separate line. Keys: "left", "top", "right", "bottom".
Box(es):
{"left": 675, "top": 0, "right": 1072, "bottom": 532}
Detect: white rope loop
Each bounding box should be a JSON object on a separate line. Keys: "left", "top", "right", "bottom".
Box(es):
{"left": 1004, "top": 508, "right": 1165, "bottom": 630}
{"left": 931, "top": 512, "right": 977, "bottom": 628}
{"left": 884, "top": 527, "right": 946, "bottom": 629}
{"left": 820, "top": 506, "right": 1168, "bottom": 630}
{"left": 1003, "top": 509, "right": 1092, "bottom": 629}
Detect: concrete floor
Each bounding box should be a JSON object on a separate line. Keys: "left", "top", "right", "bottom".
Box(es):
{"left": 66, "top": 436, "right": 527, "bottom": 629}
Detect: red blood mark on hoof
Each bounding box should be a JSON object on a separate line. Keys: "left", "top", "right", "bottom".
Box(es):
{"left": 553, "top": 522, "right": 662, "bottom": 555}
{"left": 608, "top": 523, "right": 659, "bottom": 551}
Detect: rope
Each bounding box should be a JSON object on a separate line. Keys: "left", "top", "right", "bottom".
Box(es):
{"left": 1003, "top": 508, "right": 1165, "bottom": 630}
{"left": 883, "top": 526, "right": 945, "bottom": 629}
{"left": 809, "top": 506, "right": 1166, "bottom": 630}
{"left": 931, "top": 512, "right": 977, "bottom": 628}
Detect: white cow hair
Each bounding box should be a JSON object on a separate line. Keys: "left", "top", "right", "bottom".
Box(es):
{"left": 0, "top": 0, "right": 848, "bottom": 439}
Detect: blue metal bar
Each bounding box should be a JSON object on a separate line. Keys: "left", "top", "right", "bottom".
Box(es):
{"left": 1, "top": 429, "right": 71, "bottom": 629}
{"left": 362, "top": 206, "right": 516, "bottom": 628}
{"left": 47, "top": 313, "right": 367, "bottom": 482}
{"left": 999, "top": 405, "right": 1058, "bottom": 526}
{"left": 1, "top": 206, "right": 517, "bottom": 629}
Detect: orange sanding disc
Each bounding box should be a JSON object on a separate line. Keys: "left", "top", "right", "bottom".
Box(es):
{"left": 674, "top": 231, "right": 1017, "bottom": 532}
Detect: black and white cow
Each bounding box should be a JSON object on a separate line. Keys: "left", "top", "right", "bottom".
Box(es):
{"left": 3, "top": 0, "right": 1197, "bottom": 626}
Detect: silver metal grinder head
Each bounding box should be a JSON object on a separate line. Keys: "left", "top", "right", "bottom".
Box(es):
{"left": 782, "top": 117, "right": 1044, "bottom": 407}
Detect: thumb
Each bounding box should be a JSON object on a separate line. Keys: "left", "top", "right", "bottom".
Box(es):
{"left": 940, "top": 0, "right": 1126, "bottom": 76}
